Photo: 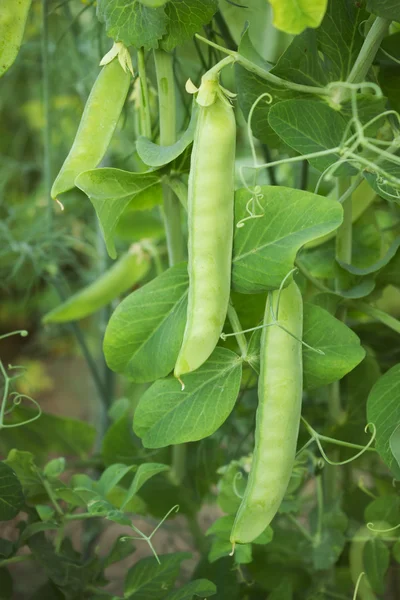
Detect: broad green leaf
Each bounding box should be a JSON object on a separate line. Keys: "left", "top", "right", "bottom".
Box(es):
{"left": 162, "top": 579, "right": 216, "bottom": 600}
{"left": 303, "top": 303, "right": 366, "bottom": 389}
{"left": 116, "top": 210, "right": 165, "bottom": 242}
{"left": 0, "top": 407, "right": 96, "bottom": 460}
{"left": 390, "top": 424, "right": 400, "bottom": 471}
{"left": 76, "top": 169, "right": 162, "bottom": 258}
{"left": 363, "top": 538, "right": 390, "bottom": 594}
{"left": 124, "top": 552, "right": 191, "bottom": 599}
{"left": 137, "top": 105, "right": 197, "bottom": 167}
{"left": 161, "top": 0, "right": 218, "bottom": 52}
{"left": 312, "top": 528, "right": 346, "bottom": 570}
{"left": 122, "top": 463, "right": 169, "bottom": 508}
{"left": 367, "top": 0, "right": 400, "bottom": 20}
{"left": 367, "top": 364, "right": 400, "bottom": 478}
{"left": 269, "top": 0, "right": 327, "bottom": 34}
{"left": 43, "top": 248, "right": 151, "bottom": 323}
{"left": 208, "top": 537, "right": 235, "bottom": 563}
{"left": 268, "top": 99, "right": 351, "bottom": 173}
{"left": 0, "top": 0, "right": 32, "bottom": 78}
{"left": 338, "top": 236, "right": 400, "bottom": 276}
{"left": 4, "top": 450, "right": 43, "bottom": 500}
{"left": 104, "top": 263, "right": 188, "bottom": 382}
{"left": 247, "top": 303, "right": 366, "bottom": 388}
{"left": 364, "top": 159, "right": 400, "bottom": 205}
{"left": 232, "top": 186, "right": 343, "bottom": 294}
{"left": 106, "top": 485, "right": 147, "bottom": 514}
{"left": 97, "top": 464, "right": 136, "bottom": 497}
{"left": 97, "top": 0, "right": 167, "bottom": 50}
{"left": 133, "top": 348, "right": 242, "bottom": 448}
{"left": 0, "top": 462, "right": 24, "bottom": 521}
{"left": 191, "top": 556, "right": 239, "bottom": 600}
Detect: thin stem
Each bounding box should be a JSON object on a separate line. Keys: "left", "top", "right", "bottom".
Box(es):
{"left": 195, "top": 34, "right": 330, "bottom": 96}
{"left": 354, "top": 301, "right": 400, "bottom": 335}
{"left": 42, "top": 477, "right": 64, "bottom": 516}
{"left": 315, "top": 475, "right": 324, "bottom": 544}
{"left": 0, "top": 555, "right": 34, "bottom": 568}
{"left": 42, "top": 0, "right": 53, "bottom": 225}
{"left": 137, "top": 48, "right": 152, "bottom": 138}
{"left": 170, "top": 444, "right": 187, "bottom": 486}
{"left": 227, "top": 302, "right": 248, "bottom": 358}
{"left": 0, "top": 360, "right": 10, "bottom": 427}
{"left": 154, "top": 50, "right": 185, "bottom": 266}
{"left": 335, "top": 176, "right": 353, "bottom": 295}
{"left": 287, "top": 513, "right": 314, "bottom": 543}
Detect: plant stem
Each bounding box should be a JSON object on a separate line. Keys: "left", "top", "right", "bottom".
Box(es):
{"left": 315, "top": 474, "right": 324, "bottom": 544}
{"left": 137, "top": 48, "right": 152, "bottom": 138}
{"left": 353, "top": 301, "right": 400, "bottom": 335}
{"left": 195, "top": 34, "right": 330, "bottom": 96}
{"left": 154, "top": 50, "right": 185, "bottom": 266}
{"left": 154, "top": 50, "right": 186, "bottom": 485}
{"left": 287, "top": 513, "right": 313, "bottom": 543}
{"left": 335, "top": 177, "right": 353, "bottom": 296}
{"left": 0, "top": 555, "right": 34, "bottom": 568}
{"left": 347, "top": 17, "right": 390, "bottom": 84}
{"left": 42, "top": 0, "right": 52, "bottom": 225}
{"left": 227, "top": 302, "right": 248, "bottom": 358}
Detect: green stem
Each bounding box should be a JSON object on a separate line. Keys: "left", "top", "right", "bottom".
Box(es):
{"left": 227, "top": 302, "right": 248, "bottom": 358}
{"left": 0, "top": 360, "right": 10, "bottom": 428}
{"left": 315, "top": 475, "right": 324, "bottom": 544}
{"left": 42, "top": 0, "right": 52, "bottom": 225}
{"left": 137, "top": 48, "right": 152, "bottom": 138}
{"left": 335, "top": 176, "right": 353, "bottom": 295}
{"left": 42, "top": 477, "right": 64, "bottom": 516}
{"left": 154, "top": 50, "right": 185, "bottom": 266}
{"left": 195, "top": 34, "right": 329, "bottom": 96}
{"left": 354, "top": 302, "right": 400, "bottom": 335}
{"left": 287, "top": 513, "right": 313, "bottom": 543}
{"left": 347, "top": 17, "right": 390, "bottom": 84}
{"left": 0, "top": 555, "right": 34, "bottom": 568}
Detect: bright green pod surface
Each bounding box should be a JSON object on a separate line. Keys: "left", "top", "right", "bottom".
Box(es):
{"left": 0, "top": 0, "right": 32, "bottom": 77}
{"left": 43, "top": 246, "right": 150, "bottom": 323}
{"left": 231, "top": 281, "right": 303, "bottom": 545}
{"left": 51, "top": 58, "right": 131, "bottom": 199}
{"left": 174, "top": 93, "right": 236, "bottom": 379}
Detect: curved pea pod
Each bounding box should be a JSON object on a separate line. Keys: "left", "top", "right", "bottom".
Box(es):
{"left": 51, "top": 58, "right": 131, "bottom": 199}
{"left": 0, "top": 0, "right": 32, "bottom": 77}
{"left": 230, "top": 281, "right": 303, "bottom": 545}
{"left": 43, "top": 245, "right": 150, "bottom": 323}
{"left": 174, "top": 77, "right": 236, "bottom": 379}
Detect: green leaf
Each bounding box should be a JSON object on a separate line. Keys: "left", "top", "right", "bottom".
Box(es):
{"left": 232, "top": 186, "right": 343, "bottom": 294}
{"left": 19, "top": 521, "right": 59, "bottom": 543}
{"left": 103, "top": 535, "right": 136, "bottom": 568}
{"left": 4, "top": 450, "right": 43, "bottom": 500}
{"left": 364, "top": 495, "right": 400, "bottom": 528}
{"left": 104, "top": 263, "right": 188, "bottom": 382}
{"left": 268, "top": 0, "right": 327, "bottom": 34}
{"left": 133, "top": 348, "right": 242, "bottom": 448}
{"left": 367, "top": 364, "right": 400, "bottom": 478}
{"left": 0, "top": 408, "right": 96, "bottom": 461}
{"left": 140, "top": 0, "right": 169, "bottom": 5}
{"left": 162, "top": 579, "right": 217, "bottom": 600}
{"left": 124, "top": 552, "right": 191, "bottom": 599}
{"left": 76, "top": 169, "right": 162, "bottom": 258}
{"left": 208, "top": 537, "right": 233, "bottom": 563}
{"left": 367, "top": 0, "right": 400, "bottom": 20}
{"left": 303, "top": 303, "right": 366, "bottom": 389}
{"left": 97, "top": 464, "right": 136, "bottom": 497}
{"left": 161, "top": 0, "right": 218, "bottom": 52}
{"left": 217, "top": 459, "right": 248, "bottom": 515}
{"left": 137, "top": 104, "right": 197, "bottom": 167}
{"left": 312, "top": 528, "right": 346, "bottom": 570}
{"left": 390, "top": 424, "right": 400, "bottom": 471}
{"left": 43, "top": 458, "right": 66, "bottom": 480}
{"left": 0, "top": 462, "right": 24, "bottom": 521}
{"left": 122, "top": 463, "right": 169, "bottom": 508}
{"left": 268, "top": 99, "right": 351, "bottom": 173}
{"left": 363, "top": 538, "right": 390, "bottom": 594}
{"left": 102, "top": 412, "right": 141, "bottom": 466}
{"left": 97, "top": 0, "right": 167, "bottom": 50}
{"left": 363, "top": 160, "right": 400, "bottom": 205}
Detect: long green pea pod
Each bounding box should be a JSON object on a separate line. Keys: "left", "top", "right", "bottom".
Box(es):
{"left": 43, "top": 245, "right": 150, "bottom": 323}
{"left": 51, "top": 58, "right": 131, "bottom": 199}
{"left": 174, "top": 75, "right": 236, "bottom": 379}
{"left": 230, "top": 281, "right": 303, "bottom": 545}
{"left": 0, "top": 0, "right": 32, "bottom": 77}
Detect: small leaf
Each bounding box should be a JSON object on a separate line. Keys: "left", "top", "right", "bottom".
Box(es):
{"left": 162, "top": 579, "right": 217, "bottom": 600}
{"left": 338, "top": 236, "right": 400, "bottom": 276}
{"left": 103, "top": 535, "right": 136, "bottom": 568}
{"left": 133, "top": 348, "right": 242, "bottom": 448}
{"left": 122, "top": 463, "right": 169, "bottom": 508}
{"left": 232, "top": 186, "right": 343, "bottom": 294}
{"left": 367, "top": 364, "right": 400, "bottom": 478}
{"left": 363, "top": 538, "right": 390, "bottom": 594}
{"left": 0, "top": 462, "right": 24, "bottom": 521}
{"left": 312, "top": 528, "right": 346, "bottom": 570}
{"left": 137, "top": 104, "right": 198, "bottom": 167}
{"left": 43, "top": 458, "right": 66, "bottom": 480}
{"left": 76, "top": 169, "right": 161, "bottom": 258}
{"left": 269, "top": 0, "right": 327, "bottom": 34}
{"left": 97, "top": 464, "right": 136, "bottom": 497}
{"left": 161, "top": 0, "right": 218, "bottom": 52}
{"left": 4, "top": 450, "right": 43, "bottom": 500}
{"left": 124, "top": 552, "right": 191, "bottom": 598}
{"left": 102, "top": 412, "right": 141, "bottom": 466}
{"left": 104, "top": 263, "right": 188, "bottom": 382}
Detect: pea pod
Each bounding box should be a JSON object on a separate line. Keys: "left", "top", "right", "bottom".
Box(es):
{"left": 51, "top": 58, "right": 131, "bottom": 199}
{"left": 43, "top": 245, "right": 150, "bottom": 323}
{"left": 0, "top": 0, "right": 32, "bottom": 77}
{"left": 230, "top": 281, "right": 303, "bottom": 545}
{"left": 174, "top": 76, "right": 236, "bottom": 379}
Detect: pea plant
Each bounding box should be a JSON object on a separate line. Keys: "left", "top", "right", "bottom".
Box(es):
{"left": 1, "top": 0, "right": 400, "bottom": 598}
